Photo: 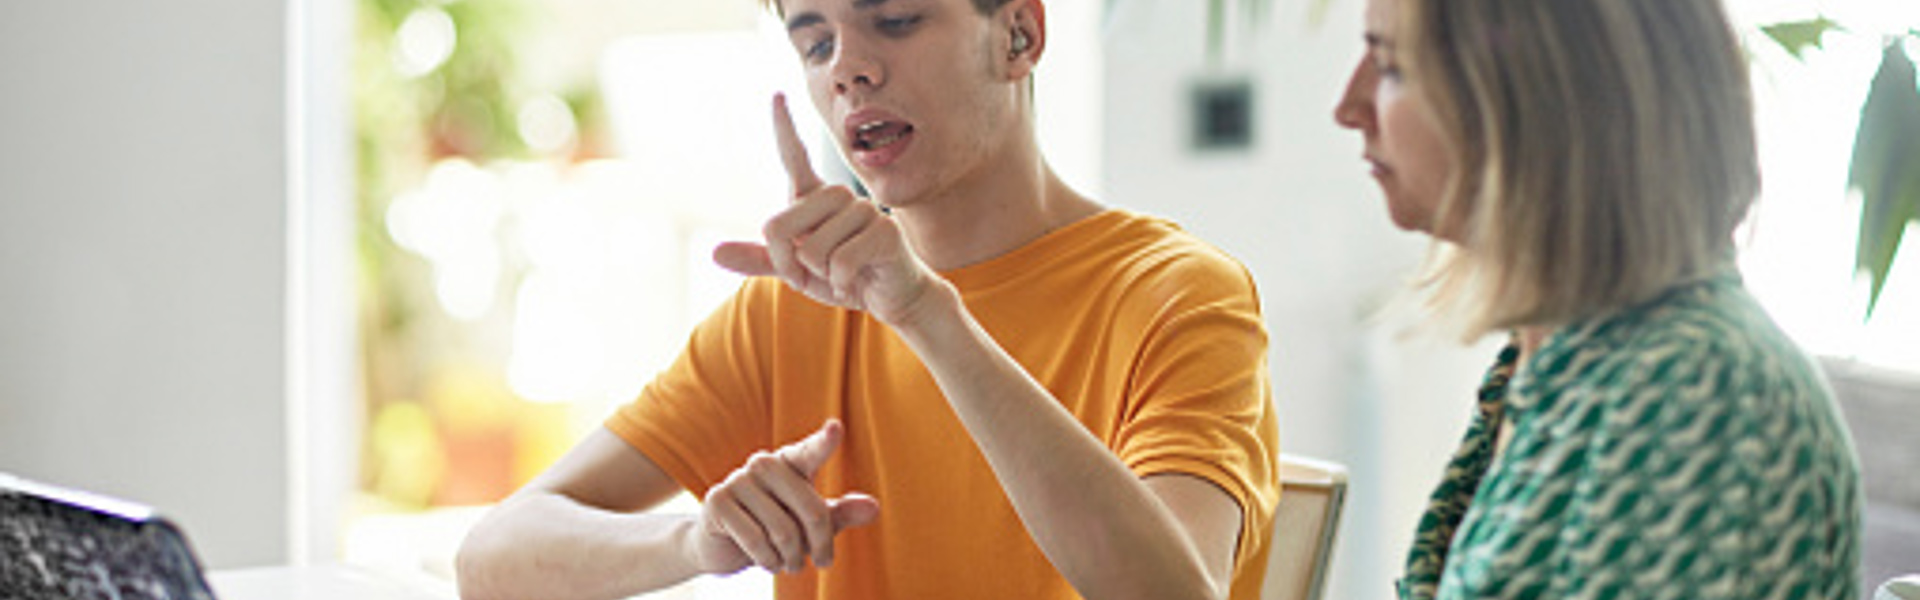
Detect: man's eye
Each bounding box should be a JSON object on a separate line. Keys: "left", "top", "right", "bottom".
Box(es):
{"left": 876, "top": 15, "right": 921, "bottom": 33}
{"left": 805, "top": 38, "right": 835, "bottom": 60}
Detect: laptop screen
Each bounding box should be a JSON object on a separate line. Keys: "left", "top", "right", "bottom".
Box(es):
{"left": 0, "top": 473, "right": 216, "bottom": 600}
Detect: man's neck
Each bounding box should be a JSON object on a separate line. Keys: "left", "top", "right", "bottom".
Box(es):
{"left": 887, "top": 135, "right": 1101, "bottom": 272}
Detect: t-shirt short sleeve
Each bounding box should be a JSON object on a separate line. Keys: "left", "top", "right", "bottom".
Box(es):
{"left": 604, "top": 279, "right": 776, "bottom": 498}
{"left": 1112, "top": 254, "right": 1280, "bottom": 572}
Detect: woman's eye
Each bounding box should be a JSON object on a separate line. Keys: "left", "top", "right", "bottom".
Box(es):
{"left": 1372, "top": 56, "right": 1402, "bottom": 82}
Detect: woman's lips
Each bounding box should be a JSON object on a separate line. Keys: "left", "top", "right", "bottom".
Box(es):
{"left": 1365, "top": 155, "right": 1392, "bottom": 178}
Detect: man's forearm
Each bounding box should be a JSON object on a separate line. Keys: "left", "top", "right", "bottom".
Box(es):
{"left": 457, "top": 492, "right": 704, "bottom": 600}
{"left": 889, "top": 283, "right": 1223, "bottom": 600}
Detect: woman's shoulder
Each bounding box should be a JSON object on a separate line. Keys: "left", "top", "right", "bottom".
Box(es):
{"left": 1509, "top": 274, "right": 1853, "bottom": 467}
{"left": 1494, "top": 277, "right": 1860, "bottom": 597}
{"left": 1527, "top": 273, "right": 1825, "bottom": 400}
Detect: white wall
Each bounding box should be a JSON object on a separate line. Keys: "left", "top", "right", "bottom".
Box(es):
{"left": 1034, "top": 0, "right": 1104, "bottom": 198}
{"left": 0, "top": 0, "right": 292, "bottom": 568}
{"left": 1103, "top": 1, "right": 1497, "bottom": 596}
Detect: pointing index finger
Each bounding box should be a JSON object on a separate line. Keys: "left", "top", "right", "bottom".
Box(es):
{"left": 773, "top": 93, "right": 825, "bottom": 198}
{"left": 779, "top": 419, "right": 843, "bottom": 479}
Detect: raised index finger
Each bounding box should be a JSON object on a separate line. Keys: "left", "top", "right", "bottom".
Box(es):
{"left": 773, "top": 92, "right": 825, "bottom": 197}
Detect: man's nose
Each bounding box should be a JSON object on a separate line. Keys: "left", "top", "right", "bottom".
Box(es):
{"left": 830, "top": 36, "right": 884, "bottom": 94}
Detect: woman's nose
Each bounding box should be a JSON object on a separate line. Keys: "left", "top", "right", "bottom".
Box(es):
{"left": 1334, "top": 57, "right": 1376, "bottom": 131}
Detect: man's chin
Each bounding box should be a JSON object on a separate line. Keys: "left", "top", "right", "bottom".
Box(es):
{"left": 864, "top": 178, "right": 926, "bottom": 209}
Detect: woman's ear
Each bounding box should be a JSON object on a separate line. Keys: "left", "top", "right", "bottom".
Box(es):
{"left": 1002, "top": 0, "right": 1045, "bottom": 80}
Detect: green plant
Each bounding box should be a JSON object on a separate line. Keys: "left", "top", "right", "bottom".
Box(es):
{"left": 1763, "top": 20, "right": 1920, "bottom": 317}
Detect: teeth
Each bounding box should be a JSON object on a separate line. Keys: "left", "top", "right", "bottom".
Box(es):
{"left": 851, "top": 120, "right": 910, "bottom": 151}
{"left": 867, "top": 130, "right": 903, "bottom": 149}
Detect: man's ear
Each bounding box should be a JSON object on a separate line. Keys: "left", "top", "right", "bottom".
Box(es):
{"left": 1002, "top": 0, "right": 1046, "bottom": 80}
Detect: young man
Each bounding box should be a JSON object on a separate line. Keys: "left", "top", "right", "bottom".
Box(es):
{"left": 455, "top": 1, "right": 1279, "bottom": 598}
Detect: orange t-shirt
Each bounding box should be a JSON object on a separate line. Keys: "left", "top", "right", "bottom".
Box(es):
{"left": 606, "top": 209, "right": 1279, "bottom": 599}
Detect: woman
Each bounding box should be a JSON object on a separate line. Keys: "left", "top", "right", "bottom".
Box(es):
{"left": 1333, "top": 0, "right": 1863, "bottom": 597}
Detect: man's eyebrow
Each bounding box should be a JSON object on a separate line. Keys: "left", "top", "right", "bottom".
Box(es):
{"left": 1364, "top": 32, "right": 1391, "bottom": 50}
{"left": 783, "top": 0, "right": 894, "bottom": 32}
{"left": 787, "top": 0, "right": 900, "bottom": 33}
{"left": 787, "top": 12, "right": 825, "bottom": 33}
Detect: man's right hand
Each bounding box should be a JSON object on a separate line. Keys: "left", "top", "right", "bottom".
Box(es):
{"left": 688, "top": 419, "right": 880, "bottom": 575}
{"left": 712, "top": 94, "right": 946, "bottom": 329}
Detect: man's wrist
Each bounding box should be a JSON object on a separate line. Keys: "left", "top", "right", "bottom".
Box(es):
{"left": 669, "top": 515, "right": 714, "bottom": 576}
{"left": 881, "top": 277, "right": 962, "bottom": 338}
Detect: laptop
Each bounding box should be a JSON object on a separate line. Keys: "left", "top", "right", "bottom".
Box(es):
{"left": 0, "top": 473, "right": 456, "bottom": 600}
{"left": 0, "top": 472, "right": 216, "bottom": 600}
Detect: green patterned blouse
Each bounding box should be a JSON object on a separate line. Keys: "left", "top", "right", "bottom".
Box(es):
{"left": 1398, "top": 273, "right": 1862, "bottom": 599}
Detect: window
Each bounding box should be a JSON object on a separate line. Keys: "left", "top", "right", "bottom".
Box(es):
{"left": 345, "top": 2, "right": 791, "bottom": 596}
{"left": 1733, "top": 3, "right": 1920, "bottom": 373}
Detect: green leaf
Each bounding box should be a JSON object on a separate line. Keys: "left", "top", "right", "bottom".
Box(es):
{"left": 1761, "top": 16, "right": 1841, "bottom": 60}
{"left": 1244, "top": 0, "right": 1273, "bottom": 27}
{"left": 1846, "top": 40, "right": 1920, "bottom": 317}
{"left": 1208, "top": 0, "right": 1225, "bottom": 65}
{"left": 1308, "top": 0, "right": 1335, "bottom": 28}
{"left": 1201, "top": 0, "right": 1280, "bottom": 66}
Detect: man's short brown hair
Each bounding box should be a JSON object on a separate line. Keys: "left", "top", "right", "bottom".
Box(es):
{"left": 760, "top": 0, "right": 1014, "bottom": 17}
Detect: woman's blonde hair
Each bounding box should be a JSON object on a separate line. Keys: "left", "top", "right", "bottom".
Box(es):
{"left": 1401, "top": 0, "right": 1759, "bottom": 339}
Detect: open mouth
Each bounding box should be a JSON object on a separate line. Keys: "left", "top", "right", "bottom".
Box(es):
{"left": 844, "top": 113, "right": 917, "bottom": 169}
{"left": 853, "top": 120, "right": 915, "bottom": 151}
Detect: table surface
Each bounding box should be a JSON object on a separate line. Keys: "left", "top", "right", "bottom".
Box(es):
{"left": 208, "top": 564, "right": 456, "bottom": 600}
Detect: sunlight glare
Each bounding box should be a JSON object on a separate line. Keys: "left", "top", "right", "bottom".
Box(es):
{"left": 394, "top": 7, "right": 457, "bottom": 78}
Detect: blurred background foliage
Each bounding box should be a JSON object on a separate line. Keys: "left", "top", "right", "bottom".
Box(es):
{"left": 352, "top": 0, "right": 609, "bottom": 513}
{"left": 1763, "top": 19, "right": 1920, "bottom": 316}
